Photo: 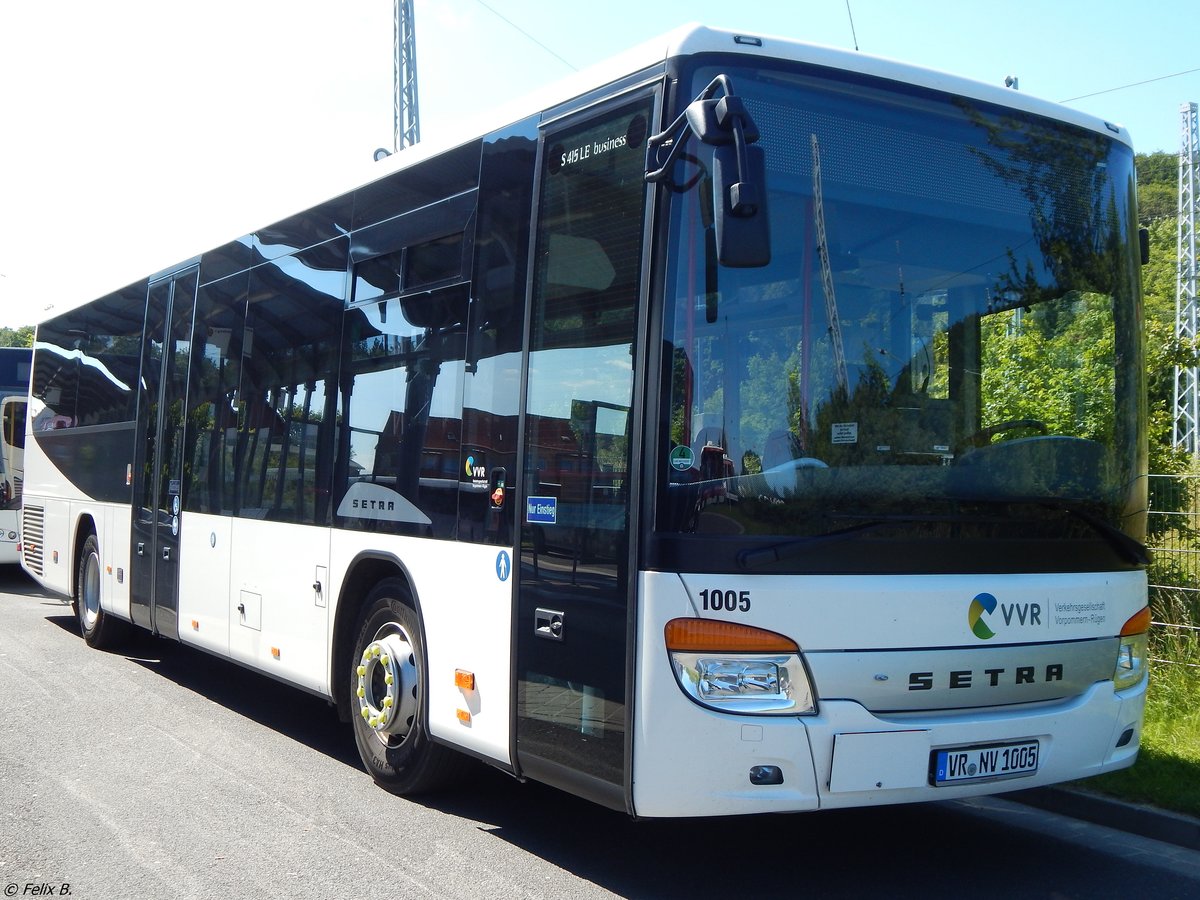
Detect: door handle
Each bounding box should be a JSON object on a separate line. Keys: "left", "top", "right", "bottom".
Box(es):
{"left": 162, "top": 546, "right": 171, "bottom": 561}
{"left": 534, "top": 608, "right": 565, "bottom": 641}
{"left": 137, "top": 542, "right": 145, "bottom": 556}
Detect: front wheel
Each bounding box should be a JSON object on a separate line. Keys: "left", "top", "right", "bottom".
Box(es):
{"left": 74, "top": 534, "right": 127, "bottom": 650}
{"left": 349, "top": 580, "right": 470, "bottom": 795}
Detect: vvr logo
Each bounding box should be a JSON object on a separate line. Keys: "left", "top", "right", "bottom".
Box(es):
{"left": 968, "top": 592, "right": 1043, "bottom": 640}
{"left": 968, "top": 592, "right": 997, "bottom": 640}
{"left": 465, "top": 455, "right": 486, "bottom": 480}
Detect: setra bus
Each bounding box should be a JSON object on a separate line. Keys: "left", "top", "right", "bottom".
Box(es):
{"left": 20, "top": 25, "right": 1150, "bottom": 817}
{"left": 1, "top": 346, "right": 31, "bottom": 564}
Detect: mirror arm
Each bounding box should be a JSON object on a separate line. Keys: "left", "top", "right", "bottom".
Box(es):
{"left": 645, "top": 75, "right": 739, "bottom": 183}
{"left": 645, "top": 122, "right": 691, "bottom": 183}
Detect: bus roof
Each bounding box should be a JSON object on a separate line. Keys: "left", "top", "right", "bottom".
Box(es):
{"left": 374, "top": 22, "right": 1132, "bottom": 178}
{"left": 53, "top": 24, "right": 1133, "bottom": 321}
{"left": 284, "top": 24, "right": 1137, "bottom": 245}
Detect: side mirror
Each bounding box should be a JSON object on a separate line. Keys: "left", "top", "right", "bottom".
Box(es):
{"left": 647, "top": 77, "right": 771, "bottom": 269}
{"left": 689, "top": 94, "right": 770, "bottom": 268}
{"left": 713, "top": 142, "right": 770, "bottom": 267}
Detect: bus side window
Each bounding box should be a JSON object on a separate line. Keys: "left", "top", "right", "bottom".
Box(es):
{"left": 338, "top": 244, "right": 470, "bottom": 540}
{"left": 72, "top": 286, "right": 145, "bottom": 428}
{"left": 31, "top": 288, "right": 141, "bottom": 433}
{"left": 236, "top": 242, "right": 345, "bottom": 525}
{"left": 184, "top": 274, "right": 247, "bottom": 516}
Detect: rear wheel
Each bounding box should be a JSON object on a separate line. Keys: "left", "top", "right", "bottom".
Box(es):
{"left": 349, "top": 579, "right": 470, "bottom": 794}
{"left": 74, "top": 534, "right": 126, "bottom": 650}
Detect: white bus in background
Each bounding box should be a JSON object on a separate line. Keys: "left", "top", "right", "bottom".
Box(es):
{"left": 0, "top": 347, "right": 31, "bottom": 564}
{"left": 20, "top": 25, "right": 1151, "bottom": 817}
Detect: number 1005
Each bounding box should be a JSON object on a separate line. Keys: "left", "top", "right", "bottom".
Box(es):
{"left": 699, "top": 589, "right": 751, "bottom": 612}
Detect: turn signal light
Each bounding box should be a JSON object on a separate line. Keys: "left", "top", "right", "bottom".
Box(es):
{"left": 1120, "top": 607, "right": 1151, "bottom": 636}
{"left": 455, "top": 669, "right": 475, "bottom": 690}
{"left": 665, "top": 618, "right": 798, "bottom": 653}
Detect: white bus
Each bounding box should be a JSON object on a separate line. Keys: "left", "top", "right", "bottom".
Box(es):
{"left": 1, "top": 347, "right": 31, "bottom": 564}
{"left": 21, "top": 25, "right": 1151, "bottom": 816}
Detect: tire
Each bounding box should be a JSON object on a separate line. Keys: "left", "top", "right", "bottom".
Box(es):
{"left": 74, "top": 534, "right": 126, "bottom": 650}
{"left": 349, "top": 579, "right": 469, "bottom": 795}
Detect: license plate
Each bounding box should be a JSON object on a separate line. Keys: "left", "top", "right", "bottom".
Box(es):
{"left": 933, "top": 740, "right": 1039, "bottom": 786}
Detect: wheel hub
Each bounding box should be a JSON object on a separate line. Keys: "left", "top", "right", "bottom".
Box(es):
{"left": 81, "top": 552, "right": 101, "bottom": 628}
{"left": 356, "top": 630, "right": 418, "bottom": 739}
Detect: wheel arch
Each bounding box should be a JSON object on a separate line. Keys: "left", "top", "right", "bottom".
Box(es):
{"left": 331, "top": 551, "right": 423, "bottom": 720}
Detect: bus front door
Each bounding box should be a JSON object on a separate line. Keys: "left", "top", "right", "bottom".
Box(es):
{"left": 513, "top": 93, "right": 654, "bottom": 812}
{"left": 129, "top": 268, "right": 198, "bottom": 639}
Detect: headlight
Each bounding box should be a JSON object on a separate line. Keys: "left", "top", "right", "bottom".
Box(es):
{"left": 665, "top": 618, "right": 816, "bottom": 715}
{"left": 1113, "top": 607, "right": 1151, "bottom": 692}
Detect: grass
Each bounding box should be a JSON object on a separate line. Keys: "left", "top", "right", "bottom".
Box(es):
{"left": 1080, "top": 632, "right": 1200, "bottom": 818}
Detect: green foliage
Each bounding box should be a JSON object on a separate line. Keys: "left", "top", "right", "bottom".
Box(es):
{"left": 1135, "top": 153, "right": 1190, "bottom": 475}
{"left": 1132, "top": 212, "right": 1190, "bottom": 475}
{"left": 980, "top": 296, "right": 1115, "bottom": 443}
{"left": 0, "top": 326, "right": 33, "bottom": 348}
{"left": 1136, "top": 151, "right": 1176, "bottom": 188}
{"left": 1138, "top": 182, "right": 1177, "bottom": 223}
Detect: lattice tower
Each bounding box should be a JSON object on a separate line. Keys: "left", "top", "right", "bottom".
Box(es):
{"left": 811, "top": 135, "right": 848, "bottom": 394}
{"left": 393, "top": 0, "right": 420, "bottom": 151}
{"left": 1174, "top": 102, "right": 1199, "bottom": 453}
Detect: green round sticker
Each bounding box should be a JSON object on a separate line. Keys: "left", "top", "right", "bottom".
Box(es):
{"left": 669, "top": 445, "right": 695, "bottom": 471}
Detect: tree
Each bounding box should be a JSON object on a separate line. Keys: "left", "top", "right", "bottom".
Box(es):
{"left": 1138, "top": 181, "right": 1177, "bottom": 223}
{"left": 1134, "top": 152, "right": 1191, "bottom": 475}
{"left": 0, "top": 326, "right": 33, "bottom": 348}
{"left": 979, "top": 294, "right": 1116, "bottom": 443}
{"left": 1140, "top": 217, "right": 1190, "bottom": 473}
{"left": 1137, "top": 150, "right": 1178, "bottom": 223}
{"left": 1137, "top": 151, "right": 1176, "bottom": 187}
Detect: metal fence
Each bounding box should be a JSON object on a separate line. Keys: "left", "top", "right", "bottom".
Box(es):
{"left": 1147, "top": 473, "right": 1200, "bottom": 667}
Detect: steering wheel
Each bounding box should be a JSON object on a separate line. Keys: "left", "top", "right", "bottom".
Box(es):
{"left": 964, "top": 418, "right": 1048, "bottom": 449}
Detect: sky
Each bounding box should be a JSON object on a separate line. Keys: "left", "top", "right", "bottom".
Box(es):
{"left": 1, "top": 0, "right": 1197, "bottom": 330}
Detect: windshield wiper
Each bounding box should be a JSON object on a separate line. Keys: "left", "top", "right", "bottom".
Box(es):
{"left": 934, "top": 498, "right": 1150, "bottom": 567}
{"left": 737, "top": 511, "right": 1010, "bottom": 569}
{"left": 1040, "top": 502, "right": 1150, "bottom": 566}
{"left": 735, "top": 505, "right": 1149, "bottom": 570}
{"left": 737, "top": 521, "right": 884, "bottom": 569}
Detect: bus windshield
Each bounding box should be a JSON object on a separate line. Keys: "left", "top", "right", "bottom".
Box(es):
{"left": 656, "top": 62, "right": 1145, "bottom": 574}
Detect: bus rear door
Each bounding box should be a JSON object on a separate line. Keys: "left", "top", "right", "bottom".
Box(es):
{"left": 130, "top": 268, "right": 198, "bottom": 639}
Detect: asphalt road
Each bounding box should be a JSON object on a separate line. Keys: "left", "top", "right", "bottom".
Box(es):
{"left": 2, "top": 564, "right": 1198, "bottom": 900}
